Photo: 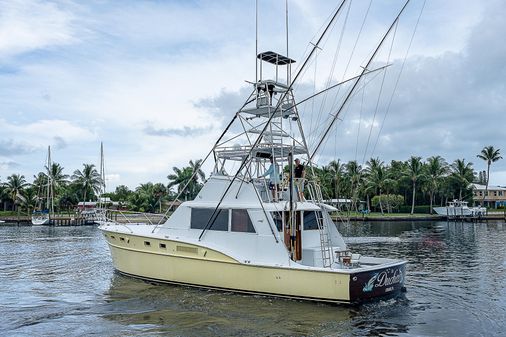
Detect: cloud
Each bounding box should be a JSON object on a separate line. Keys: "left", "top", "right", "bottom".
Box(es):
{"left": 0, "top": 0, "right": 504, "bottom": 189}
{"left": 0, "top": 160, "right": 20, "bottom": 171}
{"left": 53, "top": 136, "right": 67, "bottom": 150}
{"left": 0, "top": 139, "right": 36, "bottom": 156}
{"left": 144, "top": 125, "right": 212, "bottom": 138}
{"left": 0, "top": 119, "right": 96, "bottom": 149}
{"left": 0, "top": 0, "right": 77, "bottom": 59}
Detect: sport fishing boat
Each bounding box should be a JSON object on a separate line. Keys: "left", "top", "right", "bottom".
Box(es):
{"left": 433, "top": 200, "right": 486, "bottom": 218}
{"left": 100, "top": 0, "right": 411, "bottom": 304}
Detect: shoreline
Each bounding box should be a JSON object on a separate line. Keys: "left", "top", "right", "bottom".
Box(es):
{"left": 2, "top": 213, "right": 505, "bottom": 225}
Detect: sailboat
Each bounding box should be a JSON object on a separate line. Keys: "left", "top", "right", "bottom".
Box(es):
{"left": 32, "top": 146, "right": 53, "bottom": 225}
{"left": 100, "top": 1, "right": 411, "bottom": 304}
{"left": 80, "top": 142, "right": 108, "bottom": 223}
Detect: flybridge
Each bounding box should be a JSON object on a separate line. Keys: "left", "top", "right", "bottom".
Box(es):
{"left": 212, "top": 48, "right": 306, "bottom": 167}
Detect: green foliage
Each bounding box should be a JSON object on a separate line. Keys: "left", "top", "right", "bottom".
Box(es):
{"left": 167, "top": 159, "right": 206, "bottom": 200}
{"left": 399, "top": 205, "right": 432, "bottom": 214}
{"left": 371, "top": 194, "right": 404, "bottom": 213}
{"left": 71, "top": 164, "right": 102, "bottom": 201}
{"left": 2, "top": 148, "right": 503, "bottom": 215}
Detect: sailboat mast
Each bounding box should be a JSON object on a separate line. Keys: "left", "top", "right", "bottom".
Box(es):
{"left": 100, "top": 142, "right": 105, "bottom": 196}
{"left": 46, "top": 146, "right": 53, "bottom": 215}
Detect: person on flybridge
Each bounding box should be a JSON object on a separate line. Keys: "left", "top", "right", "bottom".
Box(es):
{"left": 294, "top": 158, "right": 306, "bottom": 201}
{"left": 259, "top": 157, "right": 281, "bottom": 201}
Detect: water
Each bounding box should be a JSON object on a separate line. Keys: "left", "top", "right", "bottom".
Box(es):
{"left": 1, "top": 221, "right": 505, "bottom": 336}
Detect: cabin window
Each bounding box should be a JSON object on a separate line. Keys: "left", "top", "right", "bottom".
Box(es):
{"left": 190, "top": 208, "right": 228, "bottom": 231}
{"left": 303, "top": 211, "right": 321, "bottom": 230}
{"left": 159, "top": 243, "right": 166, "bottom": 249}
{"left": 144, "top": 241, "right": 151, "bottom": 246}
{"left": 231, "top": 209, "right": 255, "bottom": 233}
{"left": 271, "top": 211, "right": 283, "bottom": 231}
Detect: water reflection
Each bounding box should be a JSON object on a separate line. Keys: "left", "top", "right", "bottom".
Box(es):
{"left": 103, "top": 273, "right": 411, "bottom": 336}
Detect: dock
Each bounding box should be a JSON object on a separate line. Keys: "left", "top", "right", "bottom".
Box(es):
{"left": 332, "top": 213, "right": 506, "bottom": 222}
{"left": 0, "top": 216, "right": 97, "bottom": 226}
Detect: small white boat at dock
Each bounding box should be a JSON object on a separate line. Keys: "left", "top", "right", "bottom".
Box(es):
{"left": 433, "top": 200, "right": 486, "bottom": 218}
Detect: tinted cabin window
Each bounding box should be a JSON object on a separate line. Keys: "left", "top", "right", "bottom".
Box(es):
{"left": 191, "top": 208, "right": 228, "bottom": 231}
{"left": 303, "top": 211, "right": 320, "bottom": 230}
{"left": 271, "top": 212, "right": 283, "bottom": 231}
{"left": 231, "top": 209, "right": 255, "bottom": 233}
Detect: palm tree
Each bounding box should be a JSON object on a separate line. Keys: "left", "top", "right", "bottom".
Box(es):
{"left": 167, "top": 159, "right": 206, "bottom": 200}
{"left": 477, "top": 146, "right": 502, "bottom": 206}
{"left": 0, "top": 183, "right": 8, "bottom": 211}
{"left": 404, "top": 156, "right": 425, "bottom": 215}
{"left": 20, "top": 186, "right": 38, "bottom": 214}
{"left": 114, "top": 185, "right": 132, "bottom": 202}
{"left": 71, "top": 164, "right": 102, "bottom": 201}
{"left": 32, "top": 172, "right": 48, "bottom": 210}
{"left": 153, "top": 183, "right": 168, "bottom": 213}
{"left": 4, "top": 174, "right": 29, "bottom": 215}
{"left": 450, "top": 159, "right": 474, "bottom": 200}
{"left": 345, "top": 161, "right": 363, "bottom": 212}
{"left": 167, "top": 166, "right": 194, "bottom": 200}
{"left": 48, "top": 162, "right": 69, "bottom": 194}
{"left": 328, "top": 160, "right": 345, "bottom": 200}
{"left": 135, "top": 183, "right": 158, "bottom": 213}
{"left": 189, "top": 159, "right": 206, "bottom": 182}
{"left": 318, "top": 165, "right": 334, "bottom": 200}
{"left": 425, "top": 156, "right": 448, "bottom": 214}
{"left": 364, "top": 158, "right": 391, "bottom": 214}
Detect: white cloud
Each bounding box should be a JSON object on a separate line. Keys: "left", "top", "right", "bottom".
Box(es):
{"left": 0, "top": 0, "right": 504, "bottom": 189}
{"left": 0, "top": 0, "right": 77, "bottom": 58}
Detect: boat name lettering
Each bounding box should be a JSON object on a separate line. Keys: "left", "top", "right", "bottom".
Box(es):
{"left": 375, "top": 269, "right": 403, "bottom": 288}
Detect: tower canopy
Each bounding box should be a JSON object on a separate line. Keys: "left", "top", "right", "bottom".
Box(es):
{"left": 257, "top": 51, "right": 295, "bottom": 65}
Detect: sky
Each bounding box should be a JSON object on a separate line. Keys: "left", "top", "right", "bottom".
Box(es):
{"left": 0, "top": 0, "right": 505, "bottom": 191}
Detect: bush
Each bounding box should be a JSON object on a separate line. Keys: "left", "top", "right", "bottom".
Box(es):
{"left": 371, "top": 194, "right": 404, "bottom": 213}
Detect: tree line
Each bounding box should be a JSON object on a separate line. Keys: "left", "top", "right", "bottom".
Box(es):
{"left": 0, "top": 146, "right": 501, "bottom": 216}
{"left": 308, "top": 145, "right": 502, "bottom": 214}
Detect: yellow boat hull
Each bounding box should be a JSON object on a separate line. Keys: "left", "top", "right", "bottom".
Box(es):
{"left": 102, "top": 229, "right": 405, "bottom": 304}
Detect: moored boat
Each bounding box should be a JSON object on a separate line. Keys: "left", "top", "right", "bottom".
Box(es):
{"left": 100, "top": 0, "right": 413, "bottom": 304}
{"left": 433, "top": 200, "right": 486, "bottom": 218}
{"left": 32, "top": 146, "right": 53, "bottom": 225}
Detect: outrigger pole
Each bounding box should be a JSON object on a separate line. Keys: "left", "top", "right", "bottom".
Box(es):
{"left": 310, "top": 0, "right": 411, "bottom": 161}
{"left": 198, "top": 0, "right": 349, "bottom": 241}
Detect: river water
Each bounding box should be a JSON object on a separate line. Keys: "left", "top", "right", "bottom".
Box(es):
{"left": 1, "top": 221, "right": 505, "bottom": 337}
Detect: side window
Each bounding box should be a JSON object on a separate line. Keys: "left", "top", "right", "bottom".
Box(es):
{"left": 191, "top": 208, "right": 228, "bottom": 231}
{"left": 231, "top": 209, "right": 256, "bottom": 233}
{"left": 303, "top": 211, "right": 320, "bottom": 230}
{"left": 271, "top": 212, "right": 283, "bottom": 231}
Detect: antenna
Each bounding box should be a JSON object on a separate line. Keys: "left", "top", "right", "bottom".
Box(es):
{"left": 286, "top": 0, "right": 289, "bottom": 85}
{"left": 255, "top": 0, "right": 258, "bottom": 84}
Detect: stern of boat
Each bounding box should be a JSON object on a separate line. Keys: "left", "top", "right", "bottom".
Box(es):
{"left": 348, "top": 262, "right": 406, "bottom": 304}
